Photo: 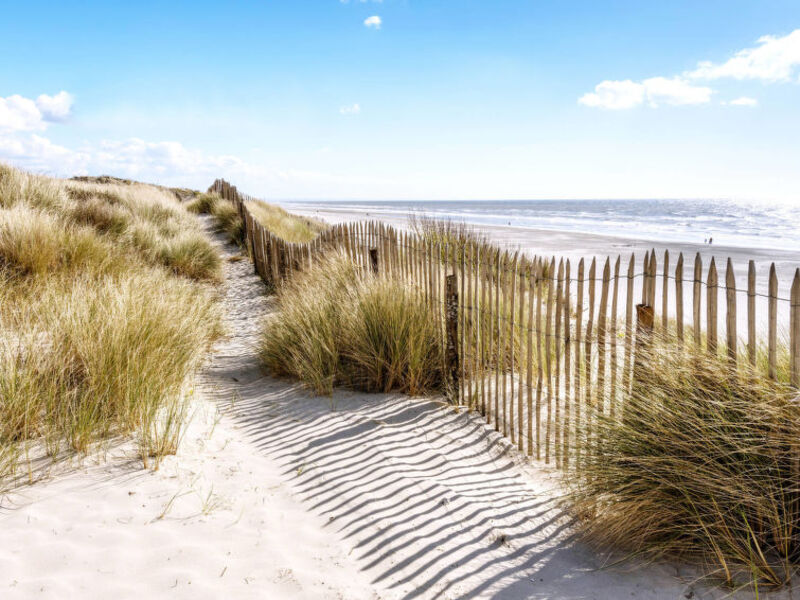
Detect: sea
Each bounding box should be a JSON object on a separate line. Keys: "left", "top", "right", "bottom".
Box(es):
{"left": 284, "top": 199, "right": 800, "bottom": 253}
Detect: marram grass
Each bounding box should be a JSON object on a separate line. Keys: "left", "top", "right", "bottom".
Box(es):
{"left": 0, "top": 163, "right": 223, "bottom": 489}
{"left": 260, "top": 252, "right": 443, "bottom": 396}
{"left": 246, "top": 199, "right": 326, "bottom": 243}
{"left": 187, "top": 192, "right": 325, "bottom": 244}
{"left": 565, "top": 338, "right": 800, "bottom": 589}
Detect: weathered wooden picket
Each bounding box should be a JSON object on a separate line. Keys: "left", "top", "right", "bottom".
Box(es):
{"left": 210, "top": 178, "right": 800, "bottom": 467}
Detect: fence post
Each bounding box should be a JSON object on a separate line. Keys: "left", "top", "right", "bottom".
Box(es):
{"left": 629, "top": 254, "right": 655, "bottom": 422}
{"left": 725, "top": 258, "right": 737, "bottom": 367}
{"left": 630, "top": 303, "right": 655, "bottom": 420}
{"left": 369, "top": 248, "right": 379, "bottom": 274}
{"left": 791, "top": 269, "right": 800, "bottom": 388}
{"left": 446, "top": 273, "right": 460, "bottom": 401}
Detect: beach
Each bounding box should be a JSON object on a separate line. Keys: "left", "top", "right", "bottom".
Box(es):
{"left": 287, "top": 202, "right": 800, "bottom": 333}
{"left": 1, "top": 212, "right": 777, "bottom": 600}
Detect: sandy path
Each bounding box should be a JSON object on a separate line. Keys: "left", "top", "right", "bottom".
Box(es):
{"left": 0, "top": 216, "right": 777, "bottom": 599}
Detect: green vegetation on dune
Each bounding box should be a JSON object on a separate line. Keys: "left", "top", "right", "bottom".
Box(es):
{"left": 246, "top": 199, "right": 326, "bottom": 243}
{"left": 0, "top": 164, "right": 223, "bottom": 487}
{"left": 188, "top": 191, "right": 325, "bottom": 246}
{"left": 260, "top": 252, "right": 443, "bottom": 396}
{"left": 566, "top": 339, "right": 800, "bottom": 589}
{"left": 186, "top": 192, "right": 244, "bottom": 244}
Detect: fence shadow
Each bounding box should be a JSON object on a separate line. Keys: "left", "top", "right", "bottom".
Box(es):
{"left": 199, "top": 198, "right": 712, "bottom": 600}
{"left": 203, "top": 352, "right": 698, "bottom": 599}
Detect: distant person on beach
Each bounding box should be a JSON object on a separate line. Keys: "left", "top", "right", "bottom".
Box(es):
{"left": 709, "top": 237, "right": 713, "bottom": 245}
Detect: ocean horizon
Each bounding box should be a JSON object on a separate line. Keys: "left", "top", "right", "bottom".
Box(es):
{"left": 283, "top": 198, "right": 800, "bottom": 253}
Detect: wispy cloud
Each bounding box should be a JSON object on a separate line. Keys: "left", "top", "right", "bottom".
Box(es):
{"left": 0, "top": 94, "right": 390, "bottom": 194}
{"left": 724, "top": 96, "right": 759, "bottom": 107}
{"left": 0, "top": 91, "right": 74, "bottom": 132}
{"left": 364, "top": 15, "right": 382, "bottom": 29}
{"left": 579, "top": 77, "right": 712, "bottom": 110}
{"left": 580, "top": 29, "right": 800, "bottom": 110}
{"left": 339, "top": 103, "right": 361, "bottom": 115}
{"left": 689, "top": 29, "right": 800, "bottom": 82}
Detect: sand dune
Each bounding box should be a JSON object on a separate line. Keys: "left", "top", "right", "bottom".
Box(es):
{"left": 0, "top": 215, "right": 785, "bottom": 599}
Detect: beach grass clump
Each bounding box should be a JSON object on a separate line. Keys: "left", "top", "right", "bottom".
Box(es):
{"left": 1, "top": 271, "right": 221, "bottom": 467}
{"left": 158, "top": 230, "right": 223, "bottom": 281}
{"left": 409, "top": 213, "right": 490, "bottom": 260}
{"left": 565, "top": 339, "right": 800, "bottom": 589}
{"left": 210, "top": 199, "right": 244, "bottom": 243}
{"left": 0, "top": 163, "right": 223, "bottom": 488}
{"left": 186, "top": 192, "right": 219, "bottom": 215}
{"left": 260, "top": 252, "right": 443, "bottom": 396}
{"left": 61, "top": 179, "right": 222, "bottom": 281}
{"left": 246, "top": 200, "right": 326, "bottom": 243}
{"left": 186, "top": 192, "right": 244, "bottom": 244}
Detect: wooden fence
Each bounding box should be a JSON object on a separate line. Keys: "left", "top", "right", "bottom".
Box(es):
{"left": 209, "top": 179, "right": 800, "bottom": 468}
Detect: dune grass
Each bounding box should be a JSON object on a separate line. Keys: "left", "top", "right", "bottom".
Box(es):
{"left": 187, "top": 191, "right": 324, "bottom": 248}
{"left": 0, "top": 163, "right": 223, "bottom": 488}
{"left": 246, "top": 199, "right": 326, "bottom": 243}
{"left": 260, "top": 252, "right": 443, "bottom": 395}
{"left": 566, "top": 337, "right": 800, "bottom": 589}
{"left": 186, "top": 192, "right": 244, "bottom": 244}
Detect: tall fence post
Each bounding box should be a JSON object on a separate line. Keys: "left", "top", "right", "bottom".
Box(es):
{"left": 791, "top": 269, "right": 800, "bottom": 387}
{"left": 629, "top": 255, "right": 655, "bottom": 422}
{"left": 369, "top": 248, "right": 379, "bottom": 275}
{"left": 445, "top": 273, "right": 460, "bottom": 402}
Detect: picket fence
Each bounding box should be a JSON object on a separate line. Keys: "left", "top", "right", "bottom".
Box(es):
{"left": 209, "top": 179, "right": 800, "bottom": 468}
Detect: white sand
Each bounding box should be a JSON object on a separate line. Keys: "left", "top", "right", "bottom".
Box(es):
{"left": 0, "top": 215, "right": 787, "bottom": 599}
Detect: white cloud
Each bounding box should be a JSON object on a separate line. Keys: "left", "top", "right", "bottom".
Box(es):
{"left": 725, "top": 96, "right": 759, "bottom": 107}
{"left": 0, "top": 95, "right": 44, "bottom": 132}
{"left": 364, "top": 15, "right": 381, "bottom": 29}
{"left": 641, "top": 77, "right": 713, "bottom": 107}
{"left": 578, "top": 79, "right": 644, "bottom": 110}
{"left": 0, "top": 91, "right": 74, "bottom": 132}
{"left": 339, "top": 103, "right": 361, "bottom": 115}
{"left": 0, "top": 131, "right": 396, "bottom": 197}
{"left": 0, "top": 134, "right": 89, "bottom": 174}
{"left": 689, "top": 29, "right": 800, "bottom": 82}
{"left": 36, "top": 91, "right": 74, "bottom": 122}
{"left": 579, "top": 77, "right": 711, "bottom": 110}
{"left": 581, "top": 29, "right": 800, "bottom": 110}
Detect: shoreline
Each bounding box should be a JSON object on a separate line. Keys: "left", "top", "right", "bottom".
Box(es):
{"left": 287, "top": 203, "right": 800, "bottom": 331}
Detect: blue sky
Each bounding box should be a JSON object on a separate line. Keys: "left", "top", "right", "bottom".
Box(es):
{"left": 1, "top": 0, "right": 799, "bottom": 200}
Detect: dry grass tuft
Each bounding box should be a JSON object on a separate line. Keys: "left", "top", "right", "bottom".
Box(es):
{"left": 260, "top": 252, "right": 443, "bottom": 395}
{"left": 566, "top": 339, "right": 800, "bottom": 589}
{"left": 246, "top": 199, "right": 326, "bottom": 243}
{"left": 0, "top": 163, "right": 223, "bottom": 488}
{"left": 187, "top": 192, "right": 244, "bottom": 244}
